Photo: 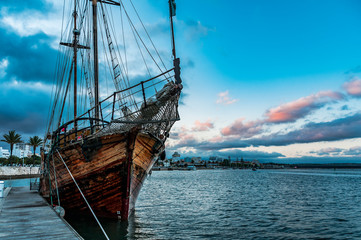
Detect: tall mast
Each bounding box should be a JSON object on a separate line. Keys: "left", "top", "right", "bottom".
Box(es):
{"left": 169, "top": 0, "right": 176, "bottom": 60}
{"left": 169, "top": 0, "right": 182, "bottom": 84}
{"left": 92, "top": 0, "right": 100, "bottom": 120}
{"left": 73, "top": 0, "right": 78, "bottom": 129}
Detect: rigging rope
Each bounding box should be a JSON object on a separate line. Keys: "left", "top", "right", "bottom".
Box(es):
{"left": 119, "top": 1, "right": 165, "bottom": 75}
{"left": 52, "top": 153, "right": 61, "bottom": 206}
{"left": 129, "top": 0, "right": 169, "bottom": 74}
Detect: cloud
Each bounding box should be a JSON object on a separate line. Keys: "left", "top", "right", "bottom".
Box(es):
{"left": 345, "top": 65, "right": 361, "bottom": 74}
{"left": 170, "top": 112, "right": 361, "bottom": 153}
{"left": 0, "top": 27, "right": 57, "bottom": 82}
{"left": 344, "top": 147, "right": 361, "bottom": 156}
{"left": 170, "top": 137, "right": 251, "bottom": 151}
{"left": 183, "top": 19, "right": 215, "bottom": 40}
{"left": 265, "top": 91, "right": 344, "bottom": 123}
{"left": 343, "top": 78, "right": 361, "bottom": 97}
{"left": 221, "top": 118, "right": 263, "bottom": 138}
{"left": 214, "top": 149, "right": 284, "bottom": 160}
{"left": 0, "top": 0, "right": 51, "bottom": 13}
{"left": 264, "top": 156, "right": 361, "bottom": 164}
{"left": 248, "top": 112, "right": 361, "bottom": 146}
{"left": 192, "top": 120, "right": 214, "bottom": 131}
{"left": 0, "top": 58, "right": 9, "bottom": 78}
{"left": 310, "top": 147, "right": 343, "bottom": 156}
{"left": 341, "top": 105, "right": 349, "bottom": 111}
{"left": 0, "top": 81, "right": 51, "bottom": 135}
{"left": 144, "top": 19, "right": 169, "bottom": 36}
{"left": 216, "top": 90, "right": 238, "bottom": 105}
{"left": 0, "top": 0, "right": 61, "bottom": 38}
{"left": 182, "top": 58, "right": 195, "bottom": 69}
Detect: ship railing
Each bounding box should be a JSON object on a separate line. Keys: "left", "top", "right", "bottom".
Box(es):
{"left": 52, "top": 68, "right": 178, "bottom": 147}
{"left": 77, "top": 68, "right": 175, "bottom": 123}
{"left": 52, "top": 117, "right": 110, "bottom": 147}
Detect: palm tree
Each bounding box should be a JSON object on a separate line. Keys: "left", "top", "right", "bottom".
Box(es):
{"left": 1, "top": 130, "right": 22, "bottom": 158}
{"left": 29, "top": 136, "right": 43, "bottom": 158}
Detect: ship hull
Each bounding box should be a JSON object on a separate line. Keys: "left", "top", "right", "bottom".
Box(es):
{"left": 40, "top": 130, "right": 163, "bottom": 220}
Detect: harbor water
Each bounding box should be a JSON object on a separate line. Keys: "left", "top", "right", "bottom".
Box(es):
{"left": 63, "top": 169, "right": 361, "bottom": 239}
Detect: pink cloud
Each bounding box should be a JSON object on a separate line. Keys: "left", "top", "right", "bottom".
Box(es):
{"left": 192, "top": 120, "right": 214, "bottom": 131}
{"left": 173, "top": 132, "right": 198, "bottom": 148}
{"left": 343, "top": 78, "right": 361, "bottom": 97}
{"left": 216, "top": 90, "right": 238, "bottom": 105}
{"left": 221, "top": 118, "right": 263, "bottom": 138}
{"left": 208, "top": 135, "right": 224, "bottom": 143}
{"left": 265, "top": 91, "right": 344, "bottom": 123}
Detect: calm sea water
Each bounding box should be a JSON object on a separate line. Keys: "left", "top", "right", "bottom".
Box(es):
{"left": 62, "top": 169, "right": 361, "bottom": 240}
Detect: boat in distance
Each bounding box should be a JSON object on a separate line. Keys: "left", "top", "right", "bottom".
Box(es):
{"left": 40, "top": 0, "right": 182, "bottom": 220}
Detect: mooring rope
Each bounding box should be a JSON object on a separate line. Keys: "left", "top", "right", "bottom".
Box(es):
{"left": 52, "top": 152, "right": 61, "bottom": 206}
{"left": 56, "top": 149, "right": 110, "bottom": 240}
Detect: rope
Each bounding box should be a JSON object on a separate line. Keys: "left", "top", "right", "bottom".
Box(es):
{"left": 52, "top": 152, "right": 61, "bottom": 206}
{"left": 56, "top": 149, "right": 110, "bottom": 240}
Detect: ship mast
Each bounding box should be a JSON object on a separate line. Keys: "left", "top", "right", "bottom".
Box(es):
{"left": 92, "top": 0, "right": 100, "bottom": 121}
{"left": 169, "top": 0, "right": 176, "bottom": 60}
{"left": 73, "top": 0, "right": 78, "bottom": 130}
{"left": 169, "top": 0, "right": 182, "bottom": 84}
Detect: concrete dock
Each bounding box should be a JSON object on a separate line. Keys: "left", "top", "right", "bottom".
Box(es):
{"left": 0, "top": 186, "right": 83, "bottom": 240}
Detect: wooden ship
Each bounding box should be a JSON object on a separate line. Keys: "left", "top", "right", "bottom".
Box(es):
{"left": 40, "top": 0, "right": 182, "bottom": 220}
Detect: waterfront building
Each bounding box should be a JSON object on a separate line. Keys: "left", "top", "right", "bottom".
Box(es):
{"left": 251, "top": 160, "right": 261, "bottom": 168}
{"left": 164, "top": 160, "right": 170, "bottom": 167}
{"left": 172, "top": 152, "right": 180, "bottom": 162}
{"left": 209, "top": 156, "right": 223, "bottom": 163}
{"left": 13, "top": 143, "right": 32, "bottom": 158}
{"left": 0, "top": 147, "right": 10, "bottom": 159}
{"left": 191, "top": 157, "right": 202, "bottom": 163}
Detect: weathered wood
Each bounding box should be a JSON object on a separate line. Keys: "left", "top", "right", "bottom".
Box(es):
{"left": 0, "top": 187, "right": 82, "bottom": 240}
{"left": 40, "top": 131, "right": 163, "bottom": 220}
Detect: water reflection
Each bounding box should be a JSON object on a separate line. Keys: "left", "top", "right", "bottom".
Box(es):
{"left": 65, "top": 210, "right": 157, "bottom": 240}
{"left": 19, "top": 170, "right": 361, "bottom": 239}
{"left": 65, "top": 212, "right": 129, "bottom": 240}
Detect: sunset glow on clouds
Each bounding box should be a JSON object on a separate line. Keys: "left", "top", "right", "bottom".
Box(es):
{"left": 192, "top": 120, "right": 214, "bottom": 131}
{"left": 216, "top": 90, "right": 238, "bottom": 105}
{"left": 265, "top": 91, "right": 344, "bottom": 123}
{"left": 221, "top": 118, "right": 263, "bottom": 138}
{"left": 169, "top": 78, "right": 361, "bottom": 162}
{"left": 343, "top": 78, "right": 361, "bottom": 97}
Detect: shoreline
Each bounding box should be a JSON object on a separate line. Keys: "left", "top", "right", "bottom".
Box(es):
{"left": 0, "top": 174, "right": 40, "bottom": 179}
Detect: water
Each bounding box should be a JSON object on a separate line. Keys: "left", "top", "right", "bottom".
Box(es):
{"left": 11, "top": 170, "right": 361, "bottom": 239}
{"left": 3, "top": 177, "right": 38, "bottom": 188}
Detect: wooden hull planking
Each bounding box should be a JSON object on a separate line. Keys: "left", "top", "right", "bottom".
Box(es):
{"left": 40, "top": 131, "right": 162, "bottom": 220}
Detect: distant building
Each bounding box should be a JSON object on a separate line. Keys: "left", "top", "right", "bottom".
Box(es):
{"left": 163, "top": 160, "right": 170, "bottom": 167}
{"left": 0, "top": 147, "right": 10, "bottom": 159}
{"left": 251, "top": 160, "right": 261, "bottom": 168}
{"left": 172, "top": 152, "right": 180, "bottom": 162}
{"left": 13, "top": 143, "right": 32, "bottom": 158}
{"left": 209, "top": 156, "right": 223, "bottom": 163}
{"left": 209, "top": 156, "right": 217, "bottom": 161}
{"left": 184, "top": 157, "right": 192, "bottom": 163}
{"left": 191, "top": 157, "right": 202, "bottom": 163}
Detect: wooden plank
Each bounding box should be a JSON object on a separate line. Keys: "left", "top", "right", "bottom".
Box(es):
{"left": 0, "top": 187, "right": 82, "bottom": 240}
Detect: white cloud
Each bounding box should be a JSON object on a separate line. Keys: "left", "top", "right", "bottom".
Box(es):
{"left": 0, "top": 9, "right": 61, "bottom": 38}
{"left": 216, "top": 90, "right": 238, "bottom": 105}
{"left": 0, "top": 58, "right": 9, "bottom": 78}
{"left": 0, "top": 78, "right": 53, "bottom": 93}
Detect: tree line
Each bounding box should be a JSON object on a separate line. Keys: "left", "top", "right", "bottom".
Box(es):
{"left": 0, "top": 130, "right": 43, "bottom": 165}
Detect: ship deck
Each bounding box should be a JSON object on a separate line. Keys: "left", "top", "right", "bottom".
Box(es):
{"left": 0, "top": 186, "right": 82, "bottom": 240}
